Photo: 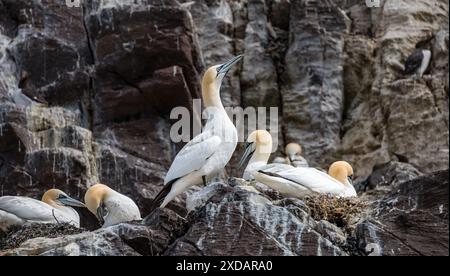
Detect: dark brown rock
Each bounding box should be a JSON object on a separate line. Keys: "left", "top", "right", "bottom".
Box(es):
{"left": 356, "top": 170, "right": 449, "bottom": 256}
{"left": 85, "top": 0, "right": 202, "bottom": 124}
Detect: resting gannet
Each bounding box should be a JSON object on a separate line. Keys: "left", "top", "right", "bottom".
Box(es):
{"left": 404, "top": 48, "right": 431, "bottom": 80}
{"left": 0, "top": 189, "right": 85, "bottom": 231}
{"left": 273, "top": 142, "right": 309, "bottom": 168}
{"left": 238, "top": 130, "right": 273, "bottom": 180}
{"left": 84, "top": 184, "right": 142, "bottom": 228}
{"left": 239, "top": 130, "right": 357, "bottom": 198}
{"left": 149, "top": 55, "right": 243, "bottom": 211}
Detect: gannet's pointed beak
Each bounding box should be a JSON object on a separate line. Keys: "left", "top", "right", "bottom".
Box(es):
{"left": 218, "top": 54, "right": 244, "bottom": 76}
{"left": 96, "top": 205, "right": 106, "bottom": 225}
{"left": 238, "top": 141, "right": 255, "bottom": 169}
{"left": 57, "top": 195, "right": 86, "bottom": 208}
{"left": 347, "top": 175, "right": 354, "bottom": 186}
{"left": 288, "top": 154, "right": 295, "bottom": 163}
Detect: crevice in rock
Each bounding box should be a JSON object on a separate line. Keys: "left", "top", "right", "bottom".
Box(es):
{"left": 0, "top": 0, "right": 20, "bottom": 38}
{"left": 109, "top": 70, "right": 145, "bottom": 95}
{"left": 266, "top": 1, "right": 289, "bottom": 149}
{"left": 80, "top": 3, "right": 97, "bottom": 135}
{"left": 377, "top": 223, "right": 425, "bottom": 256}
{"left": 178, "top": 238, "right": 206, "bottom": 256}
{"left": 81, "top": 4, "right": 95, "bottom": 66}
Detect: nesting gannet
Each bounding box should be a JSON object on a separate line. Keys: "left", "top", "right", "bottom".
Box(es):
{"left": 149, "top": 55, "right": 243, "bottom": 211}
{"left": 273, "top": 142, "right": 309, "bottom": 168}
{"left": 239, "top": 130, "right": 356, "bottom": 198}
{"left": 404, "top": 48, "right": 431, "bottom": 79}
{"left": 84, "top": 184, "right": 141, "bottom": 228}
{"left": 238, "top": 130, "right": 273, "bottom": 180}
{"left": 0, "top": 189, "right": 85, "bottom": 231}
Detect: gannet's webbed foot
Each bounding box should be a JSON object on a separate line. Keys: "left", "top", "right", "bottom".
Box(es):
{"left": 202, "top": 175, "right": 207, "bottom": 187}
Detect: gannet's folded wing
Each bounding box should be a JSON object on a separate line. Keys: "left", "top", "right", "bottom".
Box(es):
{"left": 164, "top": 131, "right": 221, "bottom": 184}
{"left": 273, "top": 167, "right": 344, "bottom": 194}
{"left": 257, "top": 163, "right": 294, "bottom": 172}
{"left": 256, "top": 165, "right": 342, "bottom": 193}
{"left": 0, "top": 196, "right": 54, "bottom": 222}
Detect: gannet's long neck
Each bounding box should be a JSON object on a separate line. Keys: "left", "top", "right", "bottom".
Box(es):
{"left": 248, "top": 151, "right": 270, "bottom": 166}
{"left": 244, "top": 144, "right": 272, "bottom": 180}
{"left": 202, "top": 82, "right": 225, "bottom": 112}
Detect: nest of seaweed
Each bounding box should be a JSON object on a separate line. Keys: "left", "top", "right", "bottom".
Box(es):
{"left": 304, "top": 195, "right": 366, "bottom": 230}
{"left": 0, "top": 223, "right": 84, "bottom": 251}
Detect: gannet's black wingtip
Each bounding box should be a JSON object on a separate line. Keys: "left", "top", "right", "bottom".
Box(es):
{"left": 146, "top": 178, "right": 179, "bottom": 215}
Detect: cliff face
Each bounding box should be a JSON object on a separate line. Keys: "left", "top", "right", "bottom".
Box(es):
{"left": 0, "top": 0, "right": 448, "bottom": 256}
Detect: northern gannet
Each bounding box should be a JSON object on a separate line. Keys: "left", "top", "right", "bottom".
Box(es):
{"left": 238, "top": 130, "right": 273, "bottom": 180}
{"left": 0, "top": 189, "right": 85, "bottom": 231}
{"left": 149, "top": 55, "right": 243, "bottom": 211}
{"left": 84, "top": 184, "right": 142, "bottom": 228}
{"left": 239, "top": 130, "right": 357, "bottom": 198}
{"left": 404, "top": 48, "right": 431, "bottom": 80}
{"left": 273, "top": 142, "right": 309, "bottom": 168}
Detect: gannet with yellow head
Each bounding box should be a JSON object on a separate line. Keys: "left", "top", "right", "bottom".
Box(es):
{"left": 0, "top": 189, "right": 85, "bottom": 231}
{"left": 238, "top": 130, "right": 273, "bottom": 180}
{"left": 273, "top": 142, "right": 309, "bottom": 167}
{"left": 149, "top": 55, "right": 243, "bottom": 211}
{"left": 84, "top": 184, "right": 141, "bottom": 228}
{"left": 239, "top": 130, "right": 356, "bottom": 198}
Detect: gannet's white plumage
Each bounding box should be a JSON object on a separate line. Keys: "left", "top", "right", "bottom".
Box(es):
{"left": 150, "top": 55, "right": 243, "bottom": 211}
{"left": 239, "top": 130, "right": 357, "bottom": 198}
{"left": 0, "top": 189, "right": 85, "bottom": 231}
{"left": 85, "top": 184, "right": 141, "bottom": 228}
{"left": 273, "top": 142, "right": 309, "bottom": 168}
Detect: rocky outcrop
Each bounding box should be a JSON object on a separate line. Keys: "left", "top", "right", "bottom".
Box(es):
{"left": 356, "top": 170, "right": 448, "bottom": 256}
{"left": 2, "top": 170, "right": 447, "bottom": 256}
{"left": 0, "top": 0, "right": 448, "bottom": 256}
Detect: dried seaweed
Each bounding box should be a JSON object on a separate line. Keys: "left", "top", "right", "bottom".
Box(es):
{"left": 304, "top": 195, "right": 366, "bottom": 230}
{"left": 0, "top": 223, "right": 84, "bottom": 250}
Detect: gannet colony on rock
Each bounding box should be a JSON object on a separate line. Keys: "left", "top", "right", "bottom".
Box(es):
{"left": 85, "top": 184, "right": 141, "bottom": 228}
{"left": 239, "top": 130, "right": 357, "bottom": 198}
{"left": 149, "top": 55, "right": 243, "bottom": 212}
{"left": 1, "top": 55, "right": 359, "bottom": 244}
{"left": 0, "top": 189, "right": 85, "bottom": 231}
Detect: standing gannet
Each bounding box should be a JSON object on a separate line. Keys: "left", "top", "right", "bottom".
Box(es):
{"left": 149, "top": 55, "right": 243, "bottom": 211}
{"left": 273, "top": 142, "right": 309, "bottom": 167}
{"left": 404, "top": 48, "right": 431, "bottom": 80}
{"left": 239, "top": 130, "right": 356, "bottom": 198}
{"left": 0, "top": 189, "right": 85, "bottom": 231}
{"left": 84, "top": 184, "right": 142, "bottom": 228}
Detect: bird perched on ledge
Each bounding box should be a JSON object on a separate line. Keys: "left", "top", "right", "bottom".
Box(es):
{"left": 0, "top": 189, "right": 85, "bottom": 231}
{"left": 273, "top": 142, "right": 309, "bottom": 168}
{"left": 404, "top": 48, "right": 432, "bottom": 80}
{"left": 84, "top": 184, "right": 141, "bottom": 228}
{"left": 149, "top": 55, "right": 243, "bottom": 212}
{"left": 239, "top": 130, "right": 357, "bottom": 198}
